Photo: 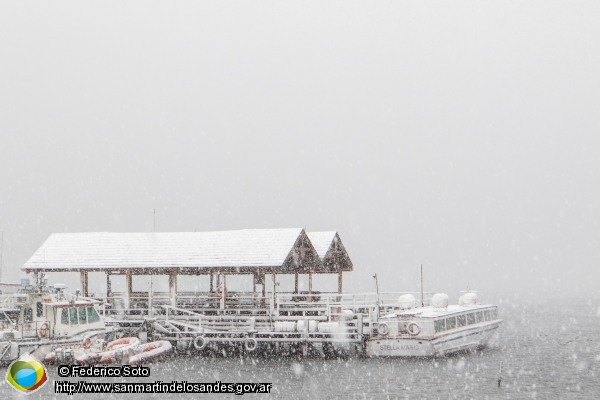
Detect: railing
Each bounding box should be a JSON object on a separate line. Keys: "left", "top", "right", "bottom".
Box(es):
{"left": 93, "top": 291, "right": 434, "bottom": 328}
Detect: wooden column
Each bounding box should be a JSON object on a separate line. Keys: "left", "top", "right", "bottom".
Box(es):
{"left": 219, "top": 273, "right": 226, "bottom": 310}
{"left": 106, "top": 272, "right": 112, "bottom": 298}
{"left": 308, "top": 271, "right": 313, "bottom": 294}
{"left": 126, "top": 271, "right": 133, "bottom": 309}
{"left": 80, "top": 271, "right": 89, "bottom": 297}
{"left": 261, "top": 273, "right": 266, "bottom": 306}
{"left": 338, "top": 271, "right": 343, "bottom": 294}
{"left": 209, "top": 272, "right": 214, "bottom": 293}
{"left": 148, "top": 274, "right": 154, "bottom": 318}
{"left": 294, "top": 273, "right": 299, "bottom": 294}
{"left": 272, "top": 272, "right": 277, "bottom": 313}
{"left": 169, "top": 271, "right": 178, "bottom": 308}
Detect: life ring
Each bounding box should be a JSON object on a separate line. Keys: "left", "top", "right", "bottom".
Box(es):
{"left": 244, "top": 337, "right": 258, "bottom": 352}
{"left": 82, "top": 337, "right": 92, "bottom": 349}
{"left": 39, "top": 322, "right": 50, "bottom": 338}
{"left": 378, "top": 322, "right": 390, "bottom": 336}
{"left": 193, "top": 336, "right": 208, "bottom": 351}
{"left": 407, "top": 322, "right": 421, "bottom": 336}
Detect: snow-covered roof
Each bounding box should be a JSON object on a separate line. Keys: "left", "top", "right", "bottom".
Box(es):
{"left": 306, "top": 231, "right": 353, "bottom": 272}
{"left": 306, "top": 231, "right": 337, "bottom": 258}
{"left": 22, "top": 229, "right": 326, "bottom": 273}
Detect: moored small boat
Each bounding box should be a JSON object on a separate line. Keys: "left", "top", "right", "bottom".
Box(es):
{"left": 97, "top": 337, "right": 141, "bottom": 364}
{"left": 0, "top": 279, "right": 118, "bottom": 365}
{"left": 76, "top": 337, "right": 140, "bottom": 365}
{"left": 129, "top": 340, "right": 173, "bottom": 365}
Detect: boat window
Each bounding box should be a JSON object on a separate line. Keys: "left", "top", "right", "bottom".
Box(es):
{"left": 79, "top": 307, "right": 87, "bottom": 324}
{"left": 69, "top": 308, "right": 79, "bottom": 325}
{"left": 24, "top": 307, "right": 33, "bottom": 322}
{"left": 457, "top": 314, "right": 466, "bottom": 327}
{"left": 446, "top": 317, "right": 456, "bottom": 330}
{"left": 61, "top": 309, "right": 69, "bottom": 325}
{"left": 434, "top": 319, "right": 446, "bottom": 333}
{"left": 36, "top": 302, "right": 44, "bottom": 318}
{"left": 484, "top": 310, "right": 491, "bottom": 321}
{"left": 491, "top": 308, "right": 498, "bottom": 319}
{"left": 87, "top": 307, "right": 100, "bottom": 323}
{"left": 475, "top": 311, "right": 483, "bottom": 323}
{"left": 466, "top": 313, "right": 476, "bottom": 325}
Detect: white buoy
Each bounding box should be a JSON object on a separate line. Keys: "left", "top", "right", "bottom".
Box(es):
{"left": 296, "top": 320, "right": 318, "bottom": 332}
{"left": 317, "top": 322, "right": 341, "bottom": 333}
{"left": 341, "top": 309, "right": 354, "bottom": 320}
{"left": 274, "top": 321, "right": 296, "bottom": 332}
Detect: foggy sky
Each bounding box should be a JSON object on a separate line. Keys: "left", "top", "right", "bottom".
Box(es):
{"left": 1, "top": 1, "right": 599, "bottom": 299}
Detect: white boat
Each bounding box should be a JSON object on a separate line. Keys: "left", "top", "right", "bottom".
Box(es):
{"left": 0, "top": 280, "right": 117, "bottom": 364}
{"left": 366, "top": 292, "right": 502, "bottom": 357}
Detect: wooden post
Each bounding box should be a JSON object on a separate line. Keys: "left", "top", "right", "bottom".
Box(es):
{"left": 272, "top": 272, "right": 277, "bottom": 311}
{"left": 252, "top": 273, "right": 257, "bottom": 307}
{"left": 148, "top": 273, "right": 154, "bottom": 318}
{"left": 261, "top": 273, "right": 266, "bottom": 307}
{"left": 309, "top": 271, "right": 313, "bottom": 294}
{"left": 220, "top": 273, "right": 226, "bottom": 310}
{"left": 209, "top": 272, "right": 214, "bottom": 293}
{"left": 294, "top": 273, "right": 299, "bottom": 294}
{"left": 169, "top": 271, "right": 177, "bottom": 308}
{"left": 80, "top": 271, "right": 89, "bottom": 297}
{"left": 338, "top": 270, "right": 343, "bottom": 294}
{"left": 125, "top": 271, "right": 133, "bottom": 309}
{"left": 106, "top": 272, "right": 111, "bottom": 297}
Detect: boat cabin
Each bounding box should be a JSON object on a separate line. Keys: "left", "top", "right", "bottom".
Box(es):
{"left": 379, "top": 305, "right": 500, "bottom": 339}
{"left": 0, "top": 286, "right": 105, "bottom": 340}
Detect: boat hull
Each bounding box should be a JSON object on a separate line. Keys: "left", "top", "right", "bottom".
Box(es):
{"left": 366, "top": 320, "right": 502, "bottom": 357}
{"left": 0, "top": 329, "right": 117, "bottom": 364}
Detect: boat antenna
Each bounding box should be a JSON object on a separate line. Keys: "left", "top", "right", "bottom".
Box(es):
{"left": 373, "top": 273, "right": 380, "bottom": 314}
{"left": 153, "top": 209, "right": 156, "bottom": 232}
{"left": 420, "top": 263, "right": 424, "bottom": 307}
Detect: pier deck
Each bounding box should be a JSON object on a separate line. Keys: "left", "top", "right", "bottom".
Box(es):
{"left": 93, "top": 291, "right": 431, "bottom": 351}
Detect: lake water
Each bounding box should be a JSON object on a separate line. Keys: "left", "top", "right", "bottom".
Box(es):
{"left": 2, "top": 296, "right": 599, "bottom": 399}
